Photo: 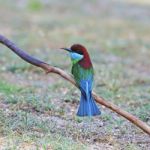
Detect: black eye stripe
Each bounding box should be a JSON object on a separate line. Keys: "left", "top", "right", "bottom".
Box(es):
{"left": 77, "top": 51, "right": 83, "bottom": 54}
{"left": 72, "top": 50, "right": 83, "bottom": 55}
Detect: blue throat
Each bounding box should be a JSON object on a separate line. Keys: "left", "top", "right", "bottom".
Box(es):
{"left": 69, "top": 52, "right": 83, "bottom": 64}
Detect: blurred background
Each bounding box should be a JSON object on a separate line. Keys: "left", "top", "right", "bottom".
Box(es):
{"left": 0, "top": 0, "right": 150, "bottom": 149}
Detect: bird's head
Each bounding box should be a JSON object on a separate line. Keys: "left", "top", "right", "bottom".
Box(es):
{"left": 61, "top": 44, "right": 92, "bottom": 69}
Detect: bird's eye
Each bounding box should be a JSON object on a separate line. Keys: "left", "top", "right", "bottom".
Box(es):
{"left": 76, "top": 50, "right": 83, "bottom": 55}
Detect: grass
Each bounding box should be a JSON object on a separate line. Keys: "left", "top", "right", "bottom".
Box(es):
{"left": 0, "top": 80, "right": 22, "bottom": 95}
{"left": 0, "top": 0, "right": 150, "bottom": 149}
{"left": 0, "top": 133, "right": 86, "bottom": 150}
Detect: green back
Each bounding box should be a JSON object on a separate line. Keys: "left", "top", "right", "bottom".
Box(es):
{"left": 71, "top": 63, "right": 94, "bottom": 84}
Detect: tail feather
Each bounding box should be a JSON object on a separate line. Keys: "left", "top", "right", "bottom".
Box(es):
{"left": 77, "top": 94, "right": 101, "bottom": 116}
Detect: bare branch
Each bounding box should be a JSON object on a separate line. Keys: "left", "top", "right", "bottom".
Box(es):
{"left": 0, "top": 34, "right": 150, "bottom": 135}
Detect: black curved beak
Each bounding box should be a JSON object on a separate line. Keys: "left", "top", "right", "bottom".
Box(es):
{"left": 61, "top": 48, "right": 72, "bottom": 52}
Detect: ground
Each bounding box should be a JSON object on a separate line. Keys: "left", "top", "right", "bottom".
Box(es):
{"left": 0, "top": 0, "right": 150, "bottom": 149}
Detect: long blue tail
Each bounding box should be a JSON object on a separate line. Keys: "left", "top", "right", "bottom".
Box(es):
{"left": 77, "top": 93, "right": 101, "bottom": 116}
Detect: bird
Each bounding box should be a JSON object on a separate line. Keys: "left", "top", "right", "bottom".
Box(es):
{"left": 62, "top": 44, "right": 101, "bottom": 116}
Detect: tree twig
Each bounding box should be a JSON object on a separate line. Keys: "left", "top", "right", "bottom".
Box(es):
{"left": 0, "top": 34, "right": 150, "bottom": 135}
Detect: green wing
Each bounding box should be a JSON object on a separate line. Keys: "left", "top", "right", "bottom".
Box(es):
{"left": 71, "top": 63, "right": 94, "bottom": 84}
